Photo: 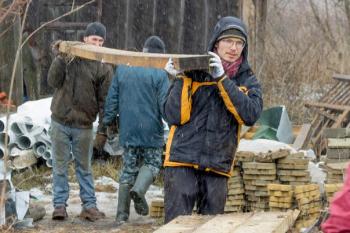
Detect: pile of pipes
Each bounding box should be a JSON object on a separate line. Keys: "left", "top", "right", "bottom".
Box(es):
{"left": 0, "top": 116, "right": 54, "bottom": 169}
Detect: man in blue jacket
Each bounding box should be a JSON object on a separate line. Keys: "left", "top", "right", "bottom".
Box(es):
{"left": 163, "top": 16, "right": 263, "bottom": 223}
{"left": 103, "top": 36, "right": 169, "bottom": 226}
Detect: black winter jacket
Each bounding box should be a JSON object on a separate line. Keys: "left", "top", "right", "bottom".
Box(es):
{"left": 163, "top": 16, "right": 263, "bottom": 177}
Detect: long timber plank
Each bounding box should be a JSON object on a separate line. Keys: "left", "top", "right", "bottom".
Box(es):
{"left": 59, "top": 41, "right": 210, "bottom": 71}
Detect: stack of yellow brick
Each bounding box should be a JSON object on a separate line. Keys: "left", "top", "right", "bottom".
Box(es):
{"left": 242, "top": 162, "right": 277, "bottom": 211}
{"left": 267, "top": 184, "right": 294, "bottom": 212}
{"left": 324, "top": 183, "right": 343, "bottom": 205}
{"left": 277, "top": 152, "right": 311, "bottom": 185}
{"left": 150, "top": 199, "right": 164, "bottom": 218}
{"left": 294, "top": 184, "right": 321, "bottom": 230}
{"left": 224, "top": 168, "right": 245, "bottom": 213}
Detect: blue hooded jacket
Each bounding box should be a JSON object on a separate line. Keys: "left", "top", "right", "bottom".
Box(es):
{"left": 103, "top": 65, "right": 169, "bottom": 147}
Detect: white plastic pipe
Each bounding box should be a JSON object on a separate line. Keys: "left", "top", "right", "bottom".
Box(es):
{"left": 46, "top": 158, "right": 52, "bottom": 168}
{"left": 43, "top": 150, "right": 51, "bottom": 160}
{"left": 17, "top": 135, "right": 36, "bottom": 150}
{"left": 32, "top": 141, "right": 47, "bottom": 158}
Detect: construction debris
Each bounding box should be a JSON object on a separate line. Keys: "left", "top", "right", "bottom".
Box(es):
{"left": 305, "top": 74, "right": 350, "bottom": 157}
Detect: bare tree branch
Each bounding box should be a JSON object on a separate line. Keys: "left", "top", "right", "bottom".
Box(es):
{"left": 308, "top": 0, "right": 338, "bottom": 48}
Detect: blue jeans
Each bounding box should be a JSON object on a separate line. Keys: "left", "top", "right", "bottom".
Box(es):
{"left": 50, "top": 120, "right": 96, "bottom": 209}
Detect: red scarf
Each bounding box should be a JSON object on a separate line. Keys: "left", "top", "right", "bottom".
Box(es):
{"left": 221, "top": 56, "right": 243, "bottom": 79}
{"left": 214, "top": 49, "right": 243, "bottom": 78}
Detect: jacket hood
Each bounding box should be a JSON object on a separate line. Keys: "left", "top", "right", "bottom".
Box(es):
{"left": 207, "top": 16, "right": 249, "bottom": 64}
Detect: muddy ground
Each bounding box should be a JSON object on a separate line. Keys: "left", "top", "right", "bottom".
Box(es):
{"left": 9, "top": 180, "right": 163, "bottom": 233}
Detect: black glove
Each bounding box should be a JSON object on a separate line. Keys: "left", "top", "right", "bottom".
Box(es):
{"left": 51, "top": 40, "right": 75, "bottom": 63}
{"left": 93, "top": 133, "right": 107, "bottom": 152}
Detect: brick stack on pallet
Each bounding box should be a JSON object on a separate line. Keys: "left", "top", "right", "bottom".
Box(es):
{"left": 150, "top": 199, "right": 164, "bottom": 218}
{"left": 225, "top": 167, "right": 245, "bottom": 213}
{"left": 324, "top": 128, "right": 350, "bottom": 163}
{"left": 323, "top": 163, "right": 346, "bottom": 184}
{"left": 243, "top": 161, "right": 277, "bottom": 211}
{"left": 276, "top": 152, "right": 311, "bottom": 185}
{"left": 324, "top": 183, "right": 343, "bottom": 206}
{"left": 294, "top": 184, "right": 321, "bottom": 231}
{"left": 267, "top": 184, "right": 294, "bottom": 211}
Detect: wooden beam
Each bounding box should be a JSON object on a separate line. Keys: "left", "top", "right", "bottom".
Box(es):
{"left": 59, "top": 41, "right": 210, "bottom": 71}
{"left": 333, "top": 73, "right": 350, "bottom": 82}
{"left": 312, "top": 109, "right": 337, "bottom": 121}
{"left": 43, "top": 22, "right": 89, "bottom": 29}
{"left": 292, "top": 124, "right": 312, "bottom": 150}
{"left": 305, "top": 101, "right": 350, "bottom": 111}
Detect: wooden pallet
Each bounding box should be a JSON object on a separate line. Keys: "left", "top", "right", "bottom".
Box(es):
{"left": 154, "top": 210, "right": 300, "bottom": 233}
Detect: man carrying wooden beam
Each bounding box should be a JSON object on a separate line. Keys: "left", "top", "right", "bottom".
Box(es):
{"left": 163, "top": 16, "right": 263, "bottom": 223}
{"left": 102, "top": 36, "right": 169, "bottom": 226}
{"left": 48, "top": 22, "right": 113, "bottom": 222}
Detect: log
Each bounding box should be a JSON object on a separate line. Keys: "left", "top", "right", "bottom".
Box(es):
{"left": 59, "top": 41, "right": 210, "bottom": 71}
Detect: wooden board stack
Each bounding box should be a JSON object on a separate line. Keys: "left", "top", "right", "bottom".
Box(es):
{"left": 267, "top": 184, "right": 294, "bottom": 212}
{"left": 324, "top": 183, "right": 343, "bottom": 205}
{"left": 294, "top": 184, "right": 321, "bottom": 230}
{"left": 150, "top": 198, "right": 164, "bottom": 218}
{"left": 225, "top": 167, "right": 245, "bottom": 213}
{"left": 242, "top": 162, "right": 277, "bottom": 211}
{"left": 276, "top": 152, "right": 311, "bottom": 185}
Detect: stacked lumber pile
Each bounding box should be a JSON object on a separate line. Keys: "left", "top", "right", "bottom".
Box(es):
{"left": 243, "top": 161, "right": 277, "bottom": 211}
{"left": 324, "top": 183, "right": 343, "bottom": 205}
{"left": 276, "top": 152, "right": 311, "bottom": 185}
{"left": 294, "top": 184, "right": 321, "bottom": 231}
{"left": 224, "top": 168, "right": 245, "bottom": 213}
{"left": 267, "top": 184, "right": 294, "bottom": 211}
{"left": 154, "top": 210, "right": 300, "bottom": 233}
{"left": 305, "top": 74, "right": 350, "bottom": 157}
{"left": 150, "top": 199, "right": 164, "bottom": 218}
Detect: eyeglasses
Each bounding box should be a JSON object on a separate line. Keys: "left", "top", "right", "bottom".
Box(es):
{"left": 220, "top": 38, "right": 245, "bottom": 49}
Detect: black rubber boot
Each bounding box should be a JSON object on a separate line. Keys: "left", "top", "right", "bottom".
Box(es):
{"left": 130, "top": 166, "right": 154, "bottom": 216}
{"left": 115, "top": 184, "right": 131, "bottom": 226}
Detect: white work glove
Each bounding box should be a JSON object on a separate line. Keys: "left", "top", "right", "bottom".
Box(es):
{"left": 164, "top": 58, "right": 180, "bottom": 77}
{"left": 208, "top": 51, "right": 225, "bottom": 80}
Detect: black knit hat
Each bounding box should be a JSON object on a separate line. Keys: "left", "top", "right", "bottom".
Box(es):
{"left": 84, "top": 22, "right": 106, "bottom": 39}
{"left": 217, "top": 28, "right": 246, "bottom": 44}
{"left": 142, "top": 36, "right": 166, "bottom": 53}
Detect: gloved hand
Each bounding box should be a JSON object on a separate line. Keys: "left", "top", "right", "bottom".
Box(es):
{"left": 208, "top": 51, "right": 225, "bottom": 80}
{"left": 51, "top": 40, "right": 62, "bottom": 57}
{"left": 93, "top": 133, "right": 107, "bottom": 152}
{"left": 164, "top": 58, "right": 180, "bottom": 77}
{"left": 51, "top": 40, "right": 75, "bottom": 63}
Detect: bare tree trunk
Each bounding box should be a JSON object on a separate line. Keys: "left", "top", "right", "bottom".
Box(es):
{"left": 253, "top": 0, "right": 267, "bottom": 76}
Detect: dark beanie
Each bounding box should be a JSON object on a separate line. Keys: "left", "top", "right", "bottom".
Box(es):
{"left": 217, "top": 28, "right": 246, "bottom": 44}
{"left": 84, "top": 22, "right": 106, "bottom": 39}
{"left": 143, "top": 36, "right": 166, "bottom": 53}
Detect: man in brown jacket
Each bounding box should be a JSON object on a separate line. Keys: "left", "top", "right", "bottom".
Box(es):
{"left": 48, "top": 22, "right": 113, "bottom": 221}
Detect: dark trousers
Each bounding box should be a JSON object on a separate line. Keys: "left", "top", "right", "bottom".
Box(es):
{"left": 164, "top": 167, "right": 228, "bottom": 223}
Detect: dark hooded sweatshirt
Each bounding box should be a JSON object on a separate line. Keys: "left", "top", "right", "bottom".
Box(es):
{"left": 163, "top": 16, "right": 263, "bottom": 177}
